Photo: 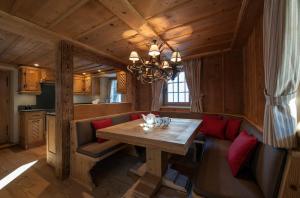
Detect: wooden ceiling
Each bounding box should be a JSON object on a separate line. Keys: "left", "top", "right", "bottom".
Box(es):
{"left": 0, "top": 0, "right": 244, "bottom": 73}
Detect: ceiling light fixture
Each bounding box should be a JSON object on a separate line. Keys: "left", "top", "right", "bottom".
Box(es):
{"left": 127, "top": 40, "right": 183, "bottom": 83}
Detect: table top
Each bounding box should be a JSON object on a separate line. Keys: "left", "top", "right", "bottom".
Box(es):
{"left": 96, "top": 118, "right": 202, "bottom": 155}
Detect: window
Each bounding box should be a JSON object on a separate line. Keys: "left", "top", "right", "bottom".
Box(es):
{"left": 110, "top": 79, "right": 121, "bottom": 103}
{"left": 165, "top": 72, "right": 190, "bottom": 105}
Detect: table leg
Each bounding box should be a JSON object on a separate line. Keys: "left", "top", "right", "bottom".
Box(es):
{"left": 146, "top": 148, "right": 168, "bottom": 177}
{"left": 129, "top": 148, "right": 167, "bottom": 197}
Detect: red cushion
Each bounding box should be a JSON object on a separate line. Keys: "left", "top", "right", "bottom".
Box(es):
{"left": 130, "top": 114, "right": 141, "bottom": 121}
{"left": 225, "top": 119, "right": 242, "bottom": 141}
{"left": 227, "top": 131, "right": 258, "bottom": 176}
{"left": 91, "top": 119, "right": 112, "bottom": 143}
{"left": 199, "top": 115, "right": 227, "bottom": 139}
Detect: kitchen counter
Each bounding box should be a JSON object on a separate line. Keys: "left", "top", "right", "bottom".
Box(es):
{"left": 19, "top": 109, "right": 47, "bottom": 112}
{"left": 46, "top": 112, "right": 56, "bottom": 116}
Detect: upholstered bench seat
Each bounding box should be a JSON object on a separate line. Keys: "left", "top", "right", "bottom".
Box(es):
{"left": 77, "top": 140, "right": 125, "bottom": 158}
{"left": 193, "top": 138, "right": 264, "bottom": 198}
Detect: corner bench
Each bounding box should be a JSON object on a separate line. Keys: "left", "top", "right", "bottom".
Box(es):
{"left": 70, "top": 112, "right": 137, "bottom": 190}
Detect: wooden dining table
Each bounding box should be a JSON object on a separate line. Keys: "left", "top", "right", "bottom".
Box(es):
{"left": 96, "top": 118, "right": 202, "bottom": 197}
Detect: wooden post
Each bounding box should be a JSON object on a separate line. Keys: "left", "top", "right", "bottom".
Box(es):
{"left": 55, "top": 40, "right": 74, "bottom": 179}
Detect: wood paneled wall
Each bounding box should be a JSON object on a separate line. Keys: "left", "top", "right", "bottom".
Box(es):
{"left": 243, "top": 15, "right": 265, "bottom": 128}
{"left": 201, "top": 50, "right": 243, "bottom": 114}
{"left": 135, "top": 82, "right": 152, "bottom": 111}
{"left": 134, "top": 50, "right": 244, "bottom": 115}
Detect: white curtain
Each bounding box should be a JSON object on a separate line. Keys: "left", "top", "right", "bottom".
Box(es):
{"left": 151, "top": 80, "right": 164, "bottom": 111}
{"left": 263, "top": 0, "right": 300, "bottom": 148}
{"left": 183, "top": 58, "right": 203, "bottom": 112}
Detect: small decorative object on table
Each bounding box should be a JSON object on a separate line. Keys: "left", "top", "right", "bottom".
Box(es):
{"left": 156, "top": 117, "right": 171, "bottom": 128}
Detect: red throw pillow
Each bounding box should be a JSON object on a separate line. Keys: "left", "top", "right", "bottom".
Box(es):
{"left": 91, "top": 118, "right": 112, "bottom": 143}
{"left": 200, "top": 116, "right": 227, "bottom": 139}
{"left": 199, "top": 115, "right": 222, "bottom": 131}
{"left": 225, "top": 119, "right": 242, "bottom": 141}
{"left": 130, "top": 114, "right": 141, "bottom": 121}
{"left": 227, "top": 131, "right": 258, "bottom": 176}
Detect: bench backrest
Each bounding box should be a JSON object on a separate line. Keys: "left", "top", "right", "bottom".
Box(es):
{"left": 75, "top": 113, "right": 131, "bottom": 147}
{"left": 240, "top": 120, "right": 287, "bottom": 198}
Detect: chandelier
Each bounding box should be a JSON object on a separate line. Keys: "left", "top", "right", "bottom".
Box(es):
{"left": 127, "top": 40, "right": 183, "bottom": 83}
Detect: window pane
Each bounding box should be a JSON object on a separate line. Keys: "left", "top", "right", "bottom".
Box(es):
{"left": 185, "top": 93, "right": 189, "bottom": 102}
{"left": 179, "top": 93, "right": 185, "bottom": 102}
{"left": 168, "top": 93, "right": 173, "bottom": 102}
{"left": 179, "top": 83, "right": 185, "bottom": 92}
{"left": 179, "top": 72, "right": 185, "bottom": 82}
{"left": 173, "top": 83, "right": 178, "bottom": 92}
{"left": 173, "top": 94, "right": 178, "bottom": 102}
{"left": 168, "top": 83, "right": 173, "bottom": 93}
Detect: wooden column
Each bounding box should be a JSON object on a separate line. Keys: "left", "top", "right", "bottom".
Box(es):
{"left": 55, "top": 40, "right": 74, "bottom": 179}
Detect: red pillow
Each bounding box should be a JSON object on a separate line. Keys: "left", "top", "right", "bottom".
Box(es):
{"left": 225, "top": 119, "right": 242, "bottom": 141}
{"left": 200, "top": 117, "right": 227, "bottom": 139}
{"left": 130, "top": 114, "right": 141, "bottom": 121}
{"left": 91, "top": 119, "right": 112, "bottom": 143}
{"left": 227, "top": 131, "right": 258, "bottom": 176}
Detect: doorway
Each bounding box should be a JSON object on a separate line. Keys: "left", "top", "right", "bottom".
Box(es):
{"left": 0, "top": 70, "right": 11, "bottom": 145}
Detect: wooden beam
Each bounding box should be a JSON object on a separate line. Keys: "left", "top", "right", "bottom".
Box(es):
{"left": 230, "top": 0, "right": 264, "bottom": 48}
{"left": 48, "top": 0, "right": 90, "bottom": 28}
{"left": 0, "top": 10, "right": 126, "bottom": 66}
{"left": 98, "top": 0, "right": 174, "bottom": 52}
{"left": 55, "top": 40, "right": 74, "bottom": 179}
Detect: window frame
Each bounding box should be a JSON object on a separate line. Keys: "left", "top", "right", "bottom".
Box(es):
{"left": 163, "top": 72, "right": 190, "bottom": 106}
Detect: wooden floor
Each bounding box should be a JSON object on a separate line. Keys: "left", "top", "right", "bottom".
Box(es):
{"left": 0, "top": 146, "right": 187, "bottom": 198}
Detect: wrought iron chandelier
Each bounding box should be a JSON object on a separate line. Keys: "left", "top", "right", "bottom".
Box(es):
{"left": 127, "top": 40, "right": 183, "bottom": 83}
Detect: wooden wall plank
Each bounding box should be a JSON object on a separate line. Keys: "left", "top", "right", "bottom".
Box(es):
{"left": 201, "top": 54, "right": 224, "bottom": 112}
{"left": 55, "top": 40, "right": 74, "bottom": 179}
{"left": 243, "top": 15, "right": 265, "bottom": 128}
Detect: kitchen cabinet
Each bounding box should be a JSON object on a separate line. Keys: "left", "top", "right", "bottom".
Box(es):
{"left": 18, "top": 66, "right": 41, "bottom": 94}
{"left": 73, "top": 74, "right": 92, "bottom": 95}
{"left": 40, "top": 68, "right": 55, "bottom": 83}
{"left": 46, "top": 114, "right": 56, "bottom": 167}
{"left": 19, "top": 111, "right": 45, "bottom": 149}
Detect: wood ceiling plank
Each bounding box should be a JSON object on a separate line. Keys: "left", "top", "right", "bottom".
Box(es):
{"left": 169, "top": 33, "right": 234, "bottom": 52}
{"left": 47, "top": 0, "right": 90, "bottom": 28}
{"left": 98, "top": 0, "right": 174, "bottom": 51}
{"left": 181, "top": 42, "right": 231, "bottom": 57}
{"left": 74, "top": 16, "right": 118, "bottom": 39}
{"left": 8, "top": 0, "right": 84, "bottom": 28}
{"left": 0, "top": 10, "right": 126, "bottom": 66}
{"left": 0, "top": 29, "right": 21, "bottom": 54}
{"left": 0, "top": 37, "right": 43, "bottom": 64}
{"left": 128, "top": 0, "right": 190, "bottom": 19}
{"left": 160, "top": 7, "right": 240, "bottom": 41}
{"left": 147, "top": 0, "right": 241, "bottom": 34}
{"left": 78, "top": 18, "right": 139, "bottom": 48}
{"left": 51, "top": 0, "right": 114, "bottom": 38}
{"left": 231, "top": 0, "right": 264, "bottom": 48}
{"left": 165, "top": 20, "right": 236, "bottom": 44}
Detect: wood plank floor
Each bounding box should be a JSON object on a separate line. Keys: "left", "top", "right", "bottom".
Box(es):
{"left": 0, "top": 146, "right": 187, "bottom": 198}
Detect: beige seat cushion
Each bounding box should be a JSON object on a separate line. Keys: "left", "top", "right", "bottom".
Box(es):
{"left": 77, "top": 140, "right": 124, "bottom": 158}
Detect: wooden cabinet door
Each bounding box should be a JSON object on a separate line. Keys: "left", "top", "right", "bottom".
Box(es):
{"left": 73, "top": 75, "right": 84, "bottom": 93}
{"left": 41, "top": 68, "right": 55, "bottom": 82}
{"left": 25, "top": 68, "right": 41, "bottom": 91}
{"left": 27, "top": 118, "right": 44, "bottom": 145}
